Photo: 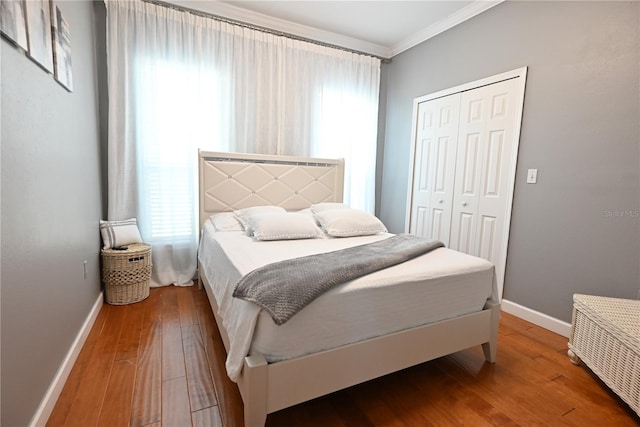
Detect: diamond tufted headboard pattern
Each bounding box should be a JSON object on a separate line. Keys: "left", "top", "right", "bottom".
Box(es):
{"left": 198, "top": 150, "right": 345, "bottom": 229}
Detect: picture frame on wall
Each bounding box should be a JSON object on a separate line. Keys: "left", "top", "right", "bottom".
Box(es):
{"left": 0, "top": 0, "right": 28, "bottom": 50}
{"left": 25, "top": 0, "right": 53, "bottom": 73}
{"left": 51, "top": 4, "right": 72, "bottom": 91}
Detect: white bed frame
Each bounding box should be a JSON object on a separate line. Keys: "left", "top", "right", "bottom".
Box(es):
{"left": 198, "top": 150, "right": 500, "bottom": 427}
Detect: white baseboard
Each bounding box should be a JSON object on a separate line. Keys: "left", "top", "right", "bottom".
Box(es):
{"left": 501, "top": 298, "right": 572, "bottom": 338}
{"left": 29, "top": 292, "right": 104, "bottom": 427}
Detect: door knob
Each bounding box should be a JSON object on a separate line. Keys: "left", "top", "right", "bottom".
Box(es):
{"left": 462, "top": 202, "right": 468, "bottom": 207}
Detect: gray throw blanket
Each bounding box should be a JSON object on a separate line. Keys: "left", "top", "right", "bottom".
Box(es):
{"left": 233, "top": 234, "right": 445, "bottom": 325}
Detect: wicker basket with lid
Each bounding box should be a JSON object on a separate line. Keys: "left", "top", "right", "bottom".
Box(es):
{"left": 101, "top": 243, "right": 152, "bottom": 305}
{"left": 568, "top": 294, "right": 640, "bottom": 416}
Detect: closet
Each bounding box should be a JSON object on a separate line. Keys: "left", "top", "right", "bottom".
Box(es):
{"left": 406, "top": 68, "right": 527, "bottom": 300}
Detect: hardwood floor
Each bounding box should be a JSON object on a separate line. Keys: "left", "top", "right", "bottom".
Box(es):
{"left": 47, "top": 286, "right": 640, "bottom": 427}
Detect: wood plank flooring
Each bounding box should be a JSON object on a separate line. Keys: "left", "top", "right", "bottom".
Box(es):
{"left": 47, "top": 286, "right": 640, "bottom": 427}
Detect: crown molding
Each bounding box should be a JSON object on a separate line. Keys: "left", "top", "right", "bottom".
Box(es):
{"left": 167, "top": 0, "right": 392, "bottom": 58}
{"left": 389, "top": 0, "right": 505, "bottom": 57}
{"left": 164, "top": 1, "right": 504, "bottom": 60}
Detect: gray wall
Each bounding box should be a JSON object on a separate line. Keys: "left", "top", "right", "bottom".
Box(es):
{"left": 1, "top": 1, "right": 103, "bottom": 425}
{"left": 379, "top": 1, "right": 640, "bottom": 322}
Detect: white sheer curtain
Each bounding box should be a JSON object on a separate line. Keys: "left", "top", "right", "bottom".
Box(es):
{"left": 105, "top": 0, "right": 380, "bottom": 286}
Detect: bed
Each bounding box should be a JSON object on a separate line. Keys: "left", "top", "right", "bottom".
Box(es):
{"left": 197, "top": 150, "right": 500, "bottom": 427}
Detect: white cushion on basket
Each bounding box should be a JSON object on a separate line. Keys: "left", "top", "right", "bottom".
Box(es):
{"left": 99, "top": 218, "right": 143, "bottom": 249}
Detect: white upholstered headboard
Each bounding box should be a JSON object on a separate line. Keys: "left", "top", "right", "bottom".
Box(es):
{"left": 198, "top": 151, "right": 345, "bottom": 229}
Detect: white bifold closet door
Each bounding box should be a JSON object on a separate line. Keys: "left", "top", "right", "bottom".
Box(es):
{"left": 406, "top": 68, "right": 527, "bottom": 300}
{"left": 408, "top": 93, "right": 460, "bottom": 243}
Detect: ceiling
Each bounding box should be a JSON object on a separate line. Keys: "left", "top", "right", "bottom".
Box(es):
{"left": 169, "top": 1, "right": 504, "bottom": 58}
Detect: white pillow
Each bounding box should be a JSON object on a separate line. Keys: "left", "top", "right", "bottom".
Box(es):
{"left": 314, "top": 209, "right": 388, "bottom": 237}
{"left": 234, "top": 206, "right": 287, "bottom": 235}
{"left": 246, "top": 212, "right": 323, "bottom": 241}
{"left": 99, "top": 218, "right": 143, "bottom": 249}
{"left": 310, "top": 202, "right": 350, "bottom": 213}
{"left": 209, "top": 212, "right": 244, "bottom": 232}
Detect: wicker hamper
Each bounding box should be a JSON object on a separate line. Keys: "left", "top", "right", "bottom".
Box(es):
{"left": 568, "top": 294, "right": 640, "bottom": 416}
{"left": 101, "top": 243, "right": 152, "bottom": 305}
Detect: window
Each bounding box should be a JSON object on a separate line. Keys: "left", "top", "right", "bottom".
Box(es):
{"left": 135, "top": 59, "right": 220, "bottom": 243}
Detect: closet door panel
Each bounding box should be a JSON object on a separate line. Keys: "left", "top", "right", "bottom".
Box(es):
{"left": 460, "top": 133, "right": 481, "bottom": 196}
{"left": 429, "top": 208, "right": 447, "bottom": 242}
{"left": 409, "top": 93, "right": 460, "bottom": 245}
{"left": 417, "top": 82, "right": 520, "bottom": 257}
{"left": 408, "top": 102, "right": 432, "bottom": 235}
{"left": 450, "top": 88, "right": 485, "bottom": 254}
{"left": 415, "top": 206, "right": 429, "bottom": 236}
{"left": 409, "top": 133, "right": 431, "bottom": 235}
{"left": 476, "top": 80, "right": 520, "bottom": 271}
{"left": 450, "top": 211, "right": 476, "bottom": 254}
{"left": 429, "top": 134, "right": 455, "bottom": 243}
{"left": 428, "top": 97, "right": 460, "bottom": 245}
{"left": 478, "top": 215, "right": 498, "bottom": 261}
{"left": 449, "top": 130, "right": 481, "bottom": 252}
{"left": 451, "top": 78, "right": 521, "bottom": 297}
{"left": 483, "top": 129, "right": 505, "bottom": 198}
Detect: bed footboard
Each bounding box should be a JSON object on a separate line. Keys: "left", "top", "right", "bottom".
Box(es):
{"left": 239, "top": 301, "right": 500, "bottom": 427}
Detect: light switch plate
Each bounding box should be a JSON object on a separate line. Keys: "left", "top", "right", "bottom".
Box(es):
{"left": 527, "top": 169, "right": 538, "bottom": 184}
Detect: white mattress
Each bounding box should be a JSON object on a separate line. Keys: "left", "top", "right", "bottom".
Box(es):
{"left": 198, "top": 222, "right": 497, "bottom": 381}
